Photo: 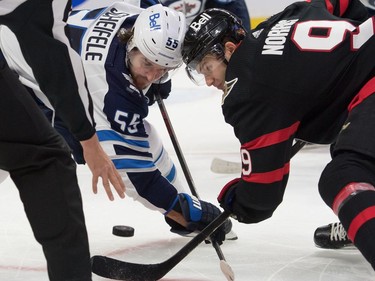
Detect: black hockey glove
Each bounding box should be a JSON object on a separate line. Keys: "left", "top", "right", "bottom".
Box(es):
{"left": 145, "top": 80, "right": 171, "bottom": 106}
{"left": 172, "top": 193, "right": 232, "bottom": 245}
{"left": 218, "top": 178, "right": 240, "bottom": 216}
{"left": 218, "top": 178, "right": 275, "bottom": 223}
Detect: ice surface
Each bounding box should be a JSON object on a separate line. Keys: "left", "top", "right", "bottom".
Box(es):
{"left": 1, "top": 68, "right": 374, "bottom": 280}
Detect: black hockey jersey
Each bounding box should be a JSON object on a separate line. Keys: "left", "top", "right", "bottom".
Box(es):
{"left": 222, "top": 0, "right": 375, "bottom": 222}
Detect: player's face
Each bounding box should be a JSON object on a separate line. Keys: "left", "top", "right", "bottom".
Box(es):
{"left": 128, "top": 50, "right": 171, "bottom": 89}
{"left": 186, "top": 54, "right": 227, "bottom": 90}
{"left": 196, "top": 55, "right": 227, "bottom": 90}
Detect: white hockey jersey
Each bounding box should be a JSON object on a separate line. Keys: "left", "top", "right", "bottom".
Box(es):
{"left": 0, "top": 1, "right": 186, "bottom": 213}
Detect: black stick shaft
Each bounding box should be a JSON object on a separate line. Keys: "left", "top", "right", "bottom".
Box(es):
{"left": 155, "top": 94, "right": 232, "bottom": 266}
{"left": 156, "top": 95, "right": 199, "bottom": 197}
{"left": 292, "top": 140, "right": 307, "bottom": 157}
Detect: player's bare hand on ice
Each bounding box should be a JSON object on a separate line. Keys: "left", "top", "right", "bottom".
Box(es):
{"left": 81, "top": 134, "right": 125, "bottom": 200}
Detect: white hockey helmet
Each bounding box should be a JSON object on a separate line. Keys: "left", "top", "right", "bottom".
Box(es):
{"left": 128, "top": 4, "right": 186, "bottom": 68}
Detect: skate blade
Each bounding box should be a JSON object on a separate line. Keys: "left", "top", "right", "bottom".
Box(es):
{"left": 314, "top": 243, "right": 356, "bottom": 250}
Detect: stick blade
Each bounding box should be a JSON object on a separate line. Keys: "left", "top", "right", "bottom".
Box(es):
{"left": 90, "top": 212, "right": 231, "bottom": 280}
{"left": 220, "top": 260, "right": 235, "bottom": 281}
{"left": 210, "top": 158, "right": 241, "bottom": 174}
{"left": 91, "top": 255, "right": 167, "bottom": 281}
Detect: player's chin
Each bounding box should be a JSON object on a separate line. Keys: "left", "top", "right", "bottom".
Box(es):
{"left": 134, "top": 77, "right": 151, "bottom": 89}
{"left": 215, "top": 83, "right": 225, "bottom": 91}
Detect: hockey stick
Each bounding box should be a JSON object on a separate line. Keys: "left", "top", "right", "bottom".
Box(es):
{"left": 91, "top": 210, "right": 231, "bottom": 281}
{"left": 91, "top": 140, "right": 307, "bottom": 280}
{"left": 292, "top": 139, "right": 308, "bottom": 155}
{"left": 211, "top": 140, "right": 308, "bottom": 174}
{"left": 154, "top": 94, "right": 234, "bottom": 281}
{"left": 90, "top": 140, "right": 307, "bottom": 280}
{"left": 211, "top": 158, "right": 242, "bottom": 174}
{"left": 155, "top": 94, "right": 197, "bottom": 197}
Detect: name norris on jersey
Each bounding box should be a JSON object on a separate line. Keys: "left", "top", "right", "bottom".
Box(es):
{"left": 262, "top": 19, "right": 298, "bottom": 55}
{"left": 85, "top": 8, "right": 129, "bottom": 61}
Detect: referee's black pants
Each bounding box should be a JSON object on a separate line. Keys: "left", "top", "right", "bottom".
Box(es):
{"left": 0, "top": 62, "right": 92, "bottom": 280}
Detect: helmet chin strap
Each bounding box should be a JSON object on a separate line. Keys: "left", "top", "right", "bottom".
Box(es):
{"left": 158, "top": 72, "right": 170, "bottom": 83}
{"left": 125, "top": 50, "right": 130, "bottom": 69}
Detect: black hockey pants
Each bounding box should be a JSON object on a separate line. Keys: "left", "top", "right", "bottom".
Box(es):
{"left": 319, "top": 90, "right": 375, "bottom": 271}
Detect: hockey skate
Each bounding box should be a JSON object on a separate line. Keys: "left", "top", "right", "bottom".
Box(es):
{"left": 314, "top": 222, "right": 354, "bottom": 249}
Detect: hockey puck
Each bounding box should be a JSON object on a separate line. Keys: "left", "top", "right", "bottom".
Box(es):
{"left": 112, "top": 225, "right": 135, "bottom": 237}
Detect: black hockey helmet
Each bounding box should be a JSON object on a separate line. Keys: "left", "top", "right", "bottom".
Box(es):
{"left": 182, "top": 8, "right": 246, "bottom": 72}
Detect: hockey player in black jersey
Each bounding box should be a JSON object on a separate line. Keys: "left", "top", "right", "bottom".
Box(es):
{"left": 182, "top": 0, "right": 375, "bottom": 270}
{"left": 312, "top": 0, "right": 375, "bottom": 252}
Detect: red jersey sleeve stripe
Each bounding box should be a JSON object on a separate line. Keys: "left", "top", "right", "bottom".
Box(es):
{"left": 242, "top": 121, "right": 300, "bottom": 150}
{"left": 242, "top": 163, "right": 290, "bottom": 184}
{"left": 339, "top": 0, "right": 350, "bottom": 16}
{"left": 325, "top": 0, "right": 334, "bottom": 14}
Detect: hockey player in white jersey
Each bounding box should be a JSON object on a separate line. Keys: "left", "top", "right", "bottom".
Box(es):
{"left": 0, "top": 2, "right": 232, "bottom": 242}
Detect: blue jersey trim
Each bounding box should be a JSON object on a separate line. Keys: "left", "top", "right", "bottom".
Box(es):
{"left": 112, "top": 158, "right": 154, "bottom": 169}
{"left": 97, "top": 130, "right": 149, "bottom": 148}
{"left": 166, "top": 164, "right": 176, "bottom": 183}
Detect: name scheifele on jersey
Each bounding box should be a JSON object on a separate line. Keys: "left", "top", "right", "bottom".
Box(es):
{"left": 85, "top": 8, "right": 129, "bottom": 62}
{"left": 262, "top": 19, "right": 298, "bottom": 55}
{"left": 68, "top": 7, "right": 131, "bottom": 62}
